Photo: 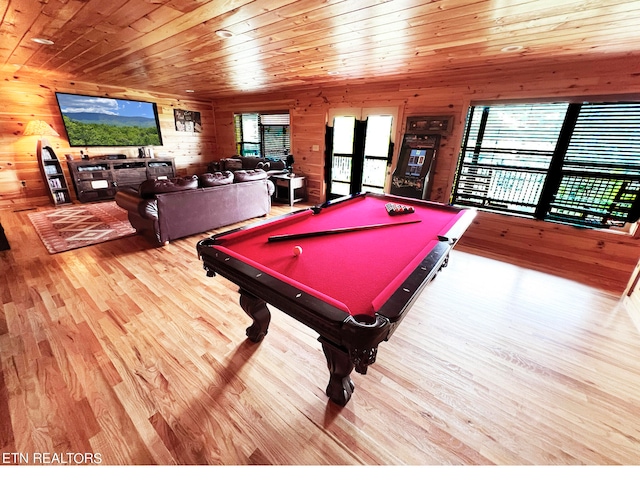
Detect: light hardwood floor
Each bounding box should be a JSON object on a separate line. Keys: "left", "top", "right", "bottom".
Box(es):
{"left": 1, "top": 202, "right": 639, "bottom": 465}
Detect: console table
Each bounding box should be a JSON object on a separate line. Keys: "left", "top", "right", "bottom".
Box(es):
{"left": 67, "top": 157, "right": 175, "bottom": 203}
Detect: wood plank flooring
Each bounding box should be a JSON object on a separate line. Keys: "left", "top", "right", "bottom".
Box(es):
{"left": 1, "top": 202, "right": 640, "bottom": 465}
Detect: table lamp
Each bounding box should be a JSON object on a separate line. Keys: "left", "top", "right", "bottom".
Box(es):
{"left": 23, "top": 120, "right": 60, "bottom": 154}
{"left": 286, "top": 154, "right": 295, "bottom": 176}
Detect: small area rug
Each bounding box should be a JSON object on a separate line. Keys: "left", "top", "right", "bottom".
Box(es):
{"left": 28, "top": 201, "right": 135, "bottom": 254}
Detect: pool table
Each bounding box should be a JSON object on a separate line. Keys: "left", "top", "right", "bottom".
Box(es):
{"left": 196, "top": 192, "right": 475, "bottom": 405}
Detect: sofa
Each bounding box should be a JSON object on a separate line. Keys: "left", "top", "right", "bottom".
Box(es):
{"left": 115, "top": 169, "right": 274, "bottom": 247}
{"left": 208, "top": 155, "right": 289, "bottom": 177}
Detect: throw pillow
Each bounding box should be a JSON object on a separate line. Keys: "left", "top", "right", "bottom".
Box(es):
{"left": 199, "top": 171, "right": 234, "bottom": 187}
{"left": 269, "top": 159, "right": 286, "bottom": 170}
{"left": 256, "top": 161, "right": 272, "bottom": 171}
{"left": 224, "top": 158, "right": 243, "bottom": 170}
{"left": 233, "top": 169, "right": 268, "bottom": 183}
{"left": 139, "top": 175, "right": 198, "bottom": 198}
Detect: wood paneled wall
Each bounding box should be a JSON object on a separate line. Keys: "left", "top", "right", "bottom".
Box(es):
{"left": 211, "top": 54, "right": 640, "bottom": 295}
{"left": 624, "top": 263, "right": 640, "bottom": 325}
{"left": 0, "top": 70, "right": 216, "bottom": 207}
{"left": 2, "top": 55, "right": 639, "bottom": 295}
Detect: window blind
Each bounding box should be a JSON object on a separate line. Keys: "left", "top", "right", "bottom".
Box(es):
{"left": 453, "top": 103, "right": 567, "bottom": 215}
{"left": 452, "top": 101, "right": 640, "bottom": 229}
{"left": 234, "top": 113, "right": 290, "bottom": 161}
{"left": 260, "top": 113, "right": 290, "bottom": 161}
{"left": 545, "top": 103, "right": 640, "bottom": 226}
{"left": 262, "top": 125, "right": 290, "bottom": 161}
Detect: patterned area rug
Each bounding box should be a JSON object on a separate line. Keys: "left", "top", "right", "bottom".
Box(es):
{"left": 28, "top": 201, "right": 135, "bottom": 254}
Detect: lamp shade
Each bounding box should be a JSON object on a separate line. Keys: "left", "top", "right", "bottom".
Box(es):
{"left": 23, "top": 120, "right": 59, "bottom": 137}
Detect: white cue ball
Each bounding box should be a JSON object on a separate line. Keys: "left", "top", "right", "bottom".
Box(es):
{"left": 293, "top": 245, "right": 303, "bottom": 256}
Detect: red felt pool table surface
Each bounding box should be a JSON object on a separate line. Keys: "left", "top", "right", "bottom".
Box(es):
{"left": 215, "top": 194, "right": 468, "bottom": 318}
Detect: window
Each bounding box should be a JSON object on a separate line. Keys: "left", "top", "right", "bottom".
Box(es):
{"left": 234, "top": 112, "right": 290, "bottom": 162}
{"left": 451, "top": 101, "right": 640, "bottom": 229}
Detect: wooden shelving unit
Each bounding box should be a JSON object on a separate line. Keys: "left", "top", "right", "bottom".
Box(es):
{"left": 37, "top": 139, "right": 72, "bottom": 206}
{"left": 67, "top": 157, "right": 175, "bottom": 203}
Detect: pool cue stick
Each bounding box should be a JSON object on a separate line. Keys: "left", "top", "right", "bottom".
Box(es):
{"left": 267, "top": 219, "right": 421, "bottom": 242}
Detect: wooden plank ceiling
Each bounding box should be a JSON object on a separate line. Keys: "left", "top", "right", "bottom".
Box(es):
{"left": 1, "top": 0, "right": 640, "bottom": 99}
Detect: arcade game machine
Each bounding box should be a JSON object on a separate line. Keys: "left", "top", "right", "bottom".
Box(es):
{"left": 390, "top": 116, "right": 453, "bottom": 200}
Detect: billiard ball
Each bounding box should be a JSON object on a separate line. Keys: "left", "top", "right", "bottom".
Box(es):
{"left": 293, "top": 245, "right": 303, "bottom": 256}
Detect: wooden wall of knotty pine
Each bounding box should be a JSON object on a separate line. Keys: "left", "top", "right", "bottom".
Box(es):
{"left": 1, "top": 54, "right": 639, "bottom": 296}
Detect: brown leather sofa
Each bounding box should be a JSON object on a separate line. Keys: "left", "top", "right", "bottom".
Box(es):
{"left": 208, "top": 155, "right": 289, "bottom": 177}
{"left": 115, "top": 170, "right": 274, "bottom": 246}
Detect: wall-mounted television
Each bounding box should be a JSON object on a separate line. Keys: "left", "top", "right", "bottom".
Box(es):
{"left": 55, "top": 92, "right": 163, "bottom": 147}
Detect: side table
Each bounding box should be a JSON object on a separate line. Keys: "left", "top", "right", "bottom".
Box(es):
{"left": 273, "top": 174, "right": 306, "bottom": 206}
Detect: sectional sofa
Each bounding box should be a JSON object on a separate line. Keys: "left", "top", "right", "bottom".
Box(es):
{"left": 115, "top": 170, "right": 274, "bottom": 247}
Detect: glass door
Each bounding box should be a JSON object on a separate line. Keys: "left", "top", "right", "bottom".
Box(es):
{"left": 326, "top": 110, "right": 396, "bottom": 199}
{"left": 362, "top": 115, "right": 393, "bottom": 193}
{"left": 329, "top": 116, "right": 356, "bottom": 197}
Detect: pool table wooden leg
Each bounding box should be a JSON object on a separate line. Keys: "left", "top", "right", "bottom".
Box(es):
{"left": 239, "top": 289, "right": 271, "bottom": 342}
{"left": 319, "top": 338, "right": 355, "bottom": 406}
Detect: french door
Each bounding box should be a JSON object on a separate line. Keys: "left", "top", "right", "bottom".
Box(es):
{"left": 325, "top": 109, "right": 397, "bottom": 200}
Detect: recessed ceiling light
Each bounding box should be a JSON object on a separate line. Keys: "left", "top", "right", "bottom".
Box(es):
{"left": 31, "top": 38, "right": 54, "bottom": 45}
{"left": 501, "top": 45, "right": 523, "bottom": 53}
{"left": 215, "top": 30, "right": 234, "bottom": 38}
{"left": 185, "top": 89, "right": 195, "bottom": 93}
{"left": 327, "top": 71, "right": 340, "bottom": 75}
